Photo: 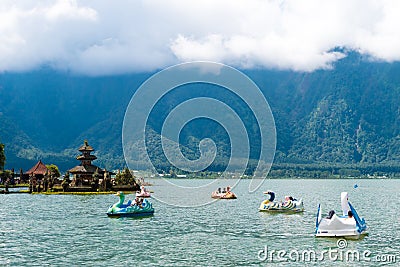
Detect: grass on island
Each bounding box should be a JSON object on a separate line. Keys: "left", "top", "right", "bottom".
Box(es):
{"left": 33, "top": 191, "right": 126, "bottom": 195}
{"left": 0, "top": 183, "right": 29, "bottom": 188}
{"left": 15, "top": 185, "right": 137, "bottom": 195}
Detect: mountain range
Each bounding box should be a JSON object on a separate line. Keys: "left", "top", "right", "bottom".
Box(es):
{"left": 1, "top": 52, "right": 400, "bottom": 174}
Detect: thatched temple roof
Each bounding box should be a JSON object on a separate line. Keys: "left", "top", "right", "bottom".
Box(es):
{"left": 25, "top": 160, "right": 47, "bottom": 175}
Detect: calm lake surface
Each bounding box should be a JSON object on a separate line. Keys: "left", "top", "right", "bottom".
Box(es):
{"left": 1, "top": 179, "right": 399, "bottom": 266}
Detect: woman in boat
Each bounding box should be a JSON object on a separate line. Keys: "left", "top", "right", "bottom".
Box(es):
{"left": 140, "top": 186, "right": 147, "bottom": 194}
{"left": 347, "top": 210, "right": 354, "bottom": 220}
{"left": 137, "top": 197, "right": 144, "bottom": 208}
{"left": 131, "top": 196, "right": 140, "bottom": 206}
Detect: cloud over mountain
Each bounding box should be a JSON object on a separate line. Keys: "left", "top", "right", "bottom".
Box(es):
{"left": 1, "top": 0, "right": 400, "bottom": 75}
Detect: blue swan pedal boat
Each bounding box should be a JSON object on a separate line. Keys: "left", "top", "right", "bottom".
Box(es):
{"left": 107, "top": 191, "right": 154, "bottom": 218}
{"left": 259, "top": 191, "right": 304, "bottom": 212}
{"left": 315, "top": 192, "right": 367, "bottom": 238}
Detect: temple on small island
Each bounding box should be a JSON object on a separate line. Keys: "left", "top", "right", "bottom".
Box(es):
{"left": 68, "top": 140, "right": 107, "bottom": 187}
{"left": 25, "top": 160, "right": 48, "bottom": 180}
{"left": 24, "top": 160, "right": 57, "bottom": 192}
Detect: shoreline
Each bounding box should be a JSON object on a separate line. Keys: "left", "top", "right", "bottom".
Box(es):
{"left": 1, "top": 190, "right": 138, "bottom": 195}
{"left": 150, "top": 176, "right": 400, "bottom": 180}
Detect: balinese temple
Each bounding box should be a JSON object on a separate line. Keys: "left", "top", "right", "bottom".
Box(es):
{"left": 68, "top": 140, "right": 105, "bottom": 187}
{"left": 25, "top": 160, "right": 48, "bottom": 180}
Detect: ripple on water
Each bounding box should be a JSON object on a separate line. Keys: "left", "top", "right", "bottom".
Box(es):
{"left": 0, "top": 179, "right": 399, "bottom": 266}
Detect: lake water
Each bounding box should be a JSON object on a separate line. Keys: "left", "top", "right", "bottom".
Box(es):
{"left": 1, "top": 179, "right": 399, "bottom": 266}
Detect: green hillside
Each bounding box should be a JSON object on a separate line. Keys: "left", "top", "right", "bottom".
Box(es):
{"left": 1, "top": 53, "right": 400, "bottom": 177}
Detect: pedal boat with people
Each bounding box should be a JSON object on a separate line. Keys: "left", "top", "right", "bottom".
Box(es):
{"left": 211, "top": 186, "right": 237, "bottom": 199}
{"left": 107, "top": 191, "right": 154, "bottom": 218}
{"left": 315, "top": 192, "right": 367, "bottom": 238}
{"left": 258, "top": 191, "right": 304, "bottom": 212}
{"left": 136, "top": 186, "right": 151, "bottom": 198}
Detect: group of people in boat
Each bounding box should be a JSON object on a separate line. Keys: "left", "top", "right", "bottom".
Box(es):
{"left": 215, "top": 186, "right": 231, "bottom": 194}
{"left": 131, "top": 196, "right": 145, "bottom": 208}
{"left": 212, "top": 186, "right": 237, "bottom": 199}
{"left": 283, "top": 196, "right": 297, "bottom": 204}
{"left": 136, "top": 186, "right": 151, "bottom": 197}
{"left": 326, "top": 210, "right": 354, "bottom": 220}
{"left": 258, "top": 190, "right": 304, "bottom": 212}
{"left": 263, "top": 191, "right": 297, "bottom": 204}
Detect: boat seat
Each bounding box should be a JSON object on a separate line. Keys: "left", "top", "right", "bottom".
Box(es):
{"left": 126, "top": 200, "right": 132, "bottom": 206}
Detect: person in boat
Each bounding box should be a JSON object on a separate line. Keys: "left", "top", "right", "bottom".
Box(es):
{"left": 4, "top": 178, "right": 9, "bottom": 193}
{"left": 347, "top": 210, "right": 354, "bottom": 220}
{"left": 141, "top": 186, "right": 147, "bottom": 193}
{"left": 137, "top": 197, "right": 144, "bottom": 208}
{"left": 222, "top": 188, "right": 226, "bottom": 193}
{"left": 217, "top": 188, "right": 221, "bottom": 193}
{"left": 132, "top": 196, "right": 140, "bottom": 206}
{"left": 286, "top": 196, "right": 296, "bottom": 204}
{"left": 223, "top": 186, "right": 232, "bottom": 197}
{"left": 326, "top": 210, "right": 335, "bottom": 219}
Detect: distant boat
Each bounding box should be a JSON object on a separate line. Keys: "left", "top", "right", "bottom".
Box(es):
{"left": 136, "top": 186, "right": 151, "bottom": 198}
{"left": 259, "top": 191, "right": 304, "bottom": 212}
{"left": 211, "top": 186, "right": 237, "bottom": 199}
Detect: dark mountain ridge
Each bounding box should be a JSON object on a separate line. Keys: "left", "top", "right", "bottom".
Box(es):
{"left": 1, "top": 53, "right": 400, "bottom": 175}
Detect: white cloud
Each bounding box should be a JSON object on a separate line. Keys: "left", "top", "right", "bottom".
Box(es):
{"left": 0, "top": 0, "right": 399, "bottom": 75}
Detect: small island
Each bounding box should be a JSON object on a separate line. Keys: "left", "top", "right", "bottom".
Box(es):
{"left": 1, "top": 140, "right": 141, "bottom": 194}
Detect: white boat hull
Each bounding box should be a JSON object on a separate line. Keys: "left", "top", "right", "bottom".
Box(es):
{"left": 315, "top": 215, "right": 366, "bottom": 238}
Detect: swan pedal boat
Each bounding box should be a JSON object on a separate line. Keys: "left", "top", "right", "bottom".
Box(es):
{"left": 259, "top": 191, "right": 304, "bottom": 212}
{"left": 107, "top": 192, "right": 154, "bottom": 218}
{"left": 315, "top": 192, "right": 367, "bottom": 239}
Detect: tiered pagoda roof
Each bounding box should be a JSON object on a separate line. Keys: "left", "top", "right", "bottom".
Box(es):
{"left": 69, "top": 165, "right": 102, "bottom": 173}
{"left": 69, "top": 140, "right": 104, "bottom": 174}
{"left": 76, "top": 154, "right": 97, "bottom": 160}
{"left": 78, "top": 140, "right": 95, "bottom": 152}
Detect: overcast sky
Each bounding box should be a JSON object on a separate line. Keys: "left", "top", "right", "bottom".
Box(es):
{"left": 1, "top": 0, "right": 399, "bottom": 75}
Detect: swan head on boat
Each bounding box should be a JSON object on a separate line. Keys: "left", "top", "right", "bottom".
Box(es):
{"left": 111, "top": 191, "right": 126, "bottom": 209}
{"left": 263, "top": 190, "right": 275, "bottom": 202}
{"left": 341, "top": 192, "right": 350, "bottom": 216}
{"left": 115, "top": 191, "right": 125, "bottom": 200}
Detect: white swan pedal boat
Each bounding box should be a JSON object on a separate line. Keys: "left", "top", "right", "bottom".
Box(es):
{"left": 259, "top": 191, "right": 304, "bottom": 212}
{"left": 315, "top": 192, "right": 367, "bottom": 238}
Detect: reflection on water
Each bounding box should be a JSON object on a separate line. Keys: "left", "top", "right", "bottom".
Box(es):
{"left": 0, "top": 179, "right": 399, "bottom": 266}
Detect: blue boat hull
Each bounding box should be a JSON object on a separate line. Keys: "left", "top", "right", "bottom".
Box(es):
{"left": 107, "top": 195, "right": 155, "bottom": 218}
{"left": 107, "top": 210, "right": 154, "bottom": 218}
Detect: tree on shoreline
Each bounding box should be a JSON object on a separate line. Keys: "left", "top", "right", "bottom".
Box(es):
{"left": 46, "top": 164, "right": 61, "bottom": 178}
{"left": 0, "top": 143, "right": 5, "bottom": 171}
{"left": 115, "top": 167, "right": 137, "bottom": 186}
